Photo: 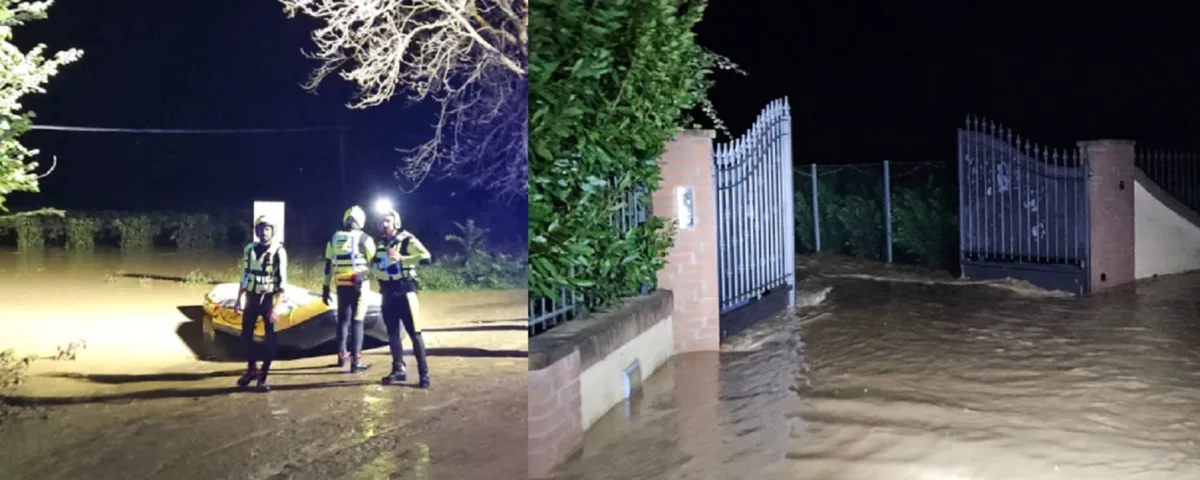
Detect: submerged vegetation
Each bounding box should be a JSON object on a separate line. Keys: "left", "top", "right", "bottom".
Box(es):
{"left": 0, "top": 209, "right": 527, "bottom": 292}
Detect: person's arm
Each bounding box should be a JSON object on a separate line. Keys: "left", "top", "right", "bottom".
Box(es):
{"left": 322, "top": 240, "right": 334, "bottom": 288}
{"left": 362, "top": 235, "right": 379, "bottom": 280}
{"left": 275, "top": 246, "right": 288, "bottom": 293}
{"left": 235, "top": 244, "right": 251, "bottom": 310}
{"left": 401, "top": 235, "right": 432, "bottom": 266}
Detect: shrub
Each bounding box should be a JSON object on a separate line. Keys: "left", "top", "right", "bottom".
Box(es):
{"left": 12, "top": 216, "right": 43, "bottom": 251}
{"left": 172, "top": 213, "right": 222, "bottom": 250}
{"left": 113, "top": 215, "right": 154, "bottom": 251}
{"left": 66, "top": 216, "right": 100, "bottom": 251}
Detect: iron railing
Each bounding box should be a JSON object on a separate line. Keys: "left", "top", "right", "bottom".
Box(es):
{"left": 528, "top": 183, "right": 651, "bottom": 335}
{"left": 1136, "top": 149, "right": 1200, "bottom": 212}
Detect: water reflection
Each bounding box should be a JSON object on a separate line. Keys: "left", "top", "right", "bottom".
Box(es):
{"left": 554, "top": 274, "right": 1200, "bottom": 479}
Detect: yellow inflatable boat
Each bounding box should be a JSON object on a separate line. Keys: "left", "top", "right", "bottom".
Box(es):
{"left": 200, "top": 283, "right": 388, "bottom": 352}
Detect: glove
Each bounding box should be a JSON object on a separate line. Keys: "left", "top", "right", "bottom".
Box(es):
{"left": 321, "top": 286, "right": 331, "bottom": 306}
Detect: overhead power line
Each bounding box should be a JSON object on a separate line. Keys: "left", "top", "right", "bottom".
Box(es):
{"left": 29, "top": 124, "right": 348, "bottom": 134}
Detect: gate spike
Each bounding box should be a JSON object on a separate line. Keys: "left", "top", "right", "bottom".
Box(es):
{"left": 986, "top": 119, "right": 995, "bottom": 136}
{"left": 1015, "top": 135, "right": 1023, "bottom": 155}
{"left": 1052, "top": 148, "right": 1060, "bottom": 166}
{"left": 1006, "top": 126, "right": 1013, "bottom": 146}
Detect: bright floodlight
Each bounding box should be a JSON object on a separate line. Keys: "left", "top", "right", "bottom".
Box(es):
{"left": 374, "top": 198, "right": 393, "bottom": 214}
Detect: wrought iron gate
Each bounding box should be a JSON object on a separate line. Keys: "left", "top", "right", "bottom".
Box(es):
{"left": 957, "top": 116, "right": 1091, "bottom": 294}
{"left": 714, "top": 98, "right": 796, "bottom": 340}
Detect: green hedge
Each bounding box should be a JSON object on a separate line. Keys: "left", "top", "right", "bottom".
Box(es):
{"left": 528, "top": 0, "right": 722, "bottom": 311}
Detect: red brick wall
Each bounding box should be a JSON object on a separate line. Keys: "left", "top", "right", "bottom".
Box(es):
{"left": 527, "top": 350, "right": 582, "bottom": 479}
{"left": 1080, "top": 139, "right": 1136, "bottom": 292}
{"left": 652, "top": 131, "right": 721, "bottom": 353}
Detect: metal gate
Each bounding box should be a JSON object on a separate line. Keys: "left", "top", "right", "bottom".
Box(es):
{"left": 957, "top": 116, "right": 1091, "bottom": 294}
{"left": 714, "top": 98, "right": 796, "bottom": 340}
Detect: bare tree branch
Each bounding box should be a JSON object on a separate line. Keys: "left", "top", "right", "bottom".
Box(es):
{"left": 280, "top": 0, "right": 528, "bottom": 199}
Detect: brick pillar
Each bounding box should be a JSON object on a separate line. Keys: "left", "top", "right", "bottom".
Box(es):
{"left": 652, "top": 130, "right": 721, "bottom": 353}
{"left": 1079, "top": 139, "right": 1136, "bottom": 292}
{"left": 527, "top": 351, "right": 583, "bottom": 479}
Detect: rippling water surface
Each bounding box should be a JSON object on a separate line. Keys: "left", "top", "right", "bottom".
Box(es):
{"left": 552, "top": 273, "right": 1200, "bottom": 480}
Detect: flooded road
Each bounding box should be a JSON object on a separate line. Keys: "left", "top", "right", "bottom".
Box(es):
{"left": 552, "top": 267, "right": 1200, "bottom": 479}
{"left": 0, "top": 248, "right": 528, "bottom": 479}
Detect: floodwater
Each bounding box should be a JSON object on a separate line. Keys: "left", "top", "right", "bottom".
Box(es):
{"left": 552, "top": 266, "right": 1200, "bottom": 479}
{"left": 0, "top": 248, "right": 529, "bottom": 479}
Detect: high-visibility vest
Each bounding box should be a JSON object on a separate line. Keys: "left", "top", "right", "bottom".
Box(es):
{"left": 329, "top": 230, "right": 370, "bottom": 286}
{"left": 241, "top": 242, "right": 283, "bottom": 294}
{"left": 372, "top": 231, "right": 418, "bottom": 282}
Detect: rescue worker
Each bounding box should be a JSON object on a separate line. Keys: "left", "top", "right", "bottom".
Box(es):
{"left": 233, "top": 215, "right": 288, "bottom": 392}
{"left": 321, "top": 205, "right": 377, "bottom": 373}
{"left": 372, "top": 207, "right": 432, "bottom": 388}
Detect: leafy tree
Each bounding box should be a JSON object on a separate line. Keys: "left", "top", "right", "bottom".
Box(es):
{"left": 445, "top": 219, "right": 489, "bottom": 261}
{"left": 528, "top": 0, "right": 736, "bottom": 308}
{"left": 279, "top": 0, "right": 528, "bottom": 198}
{"left": 0, "top": 0, "right": 82, "bottom": 214}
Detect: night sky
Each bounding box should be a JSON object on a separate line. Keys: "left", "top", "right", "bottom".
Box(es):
{"left": 696, "top": 3, "right": 1200, "bottom": 166}
{"left": 8, "top": 0, "right": 525, "bottom": 250}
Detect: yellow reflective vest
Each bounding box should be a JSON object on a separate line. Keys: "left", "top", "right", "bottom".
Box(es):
{"left": 371, "top": 231, "right": 429, "bottom": 282}
{"left": 324, "top": 229, "right": 376, "bottom": 287}
{"left": 240, "top": 241, "right": 287, "bottom": 294}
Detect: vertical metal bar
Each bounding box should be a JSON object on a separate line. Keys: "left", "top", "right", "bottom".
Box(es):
{"left": 1022, "top": 140, "right": 1030, "bottom": 262}
{"left": 883, "top": 159, "right": 893, "bottom": 263}
{"left": 1053, "top": 149, "right": 1060, "bottom": 263}
{"left": 782, "top": 99, "right": 796, "bottom": 304}
{"left": 983, "top": 120, "right": 992, "bottom": 261}
{"left": 1039, "top": 146, "right": 1047, "bottom": 263}
{"left": 997, "top": 126, "right": 1007, "bottom": 262}
{"left": 736, "top": 138, "right": 746, "bottom": 304}
{"left": 748, "top": 121, "right": 758, "bottom": 300}
{"left": 715, "top": 143, "right": 725, "bottom": 311}
{"left": 957, "top": 125, "right": 966, "bottom": 272}
{"left": 771, "top": 105, "right": 780, "bottom": 288}
{"left": 811, "top": 163, "right": 820, "bottom": 252}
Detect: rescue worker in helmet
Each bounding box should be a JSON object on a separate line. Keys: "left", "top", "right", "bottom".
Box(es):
{"left": 233, "top": 215, "right": 288, "bottom": 392}
{"left": 321, "top": 206, "right": 377, "bottom": 373}
{"left": 372, "top": 207, "right": 433, "bottom": 388}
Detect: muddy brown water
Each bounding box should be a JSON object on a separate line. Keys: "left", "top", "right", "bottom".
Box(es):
{"left": 552, "top": 266, "right": 1200, "bottom": 479}
{"left": 0, "top": 248, "right": 529, "bottom": 480}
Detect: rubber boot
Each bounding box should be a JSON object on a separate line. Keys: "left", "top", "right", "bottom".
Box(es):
{"left": 236, "top": 366, "right": 258, "bottom": 388}
{"left": 412, "top": 333, "right": 430, "bottom": 389}
{"left": 256, "top": 371, "right": 270, "bottom": 393}
{"left": 336, "top": 351, "right": 348, "bottom": 368}
{"left": 381, "top": 367, "right": 406, "bottom": 385}
{"left": 349, "top": 354, "right": 370, "bottom": 373}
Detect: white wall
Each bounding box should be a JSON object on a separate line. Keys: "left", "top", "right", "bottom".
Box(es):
{"left": 1134, "top": 175, "right": 1200, "bottom": 279}
{"left": 577, "top": 316, "right": 674, "bottom": 431}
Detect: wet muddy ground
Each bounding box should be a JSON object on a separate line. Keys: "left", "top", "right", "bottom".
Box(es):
{"left": 552, "top": 255, "right": 1200, "bottom": 479}
{"left": 0, "top": 249, "right": 528, "bottom": 480}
